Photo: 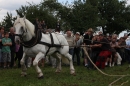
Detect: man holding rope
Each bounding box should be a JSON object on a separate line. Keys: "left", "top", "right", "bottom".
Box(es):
{"left": 95, "top": 34, "right": 112, "bottom": 69}
{"left": 83, "top": 28, "right": 93, "bottom": 68}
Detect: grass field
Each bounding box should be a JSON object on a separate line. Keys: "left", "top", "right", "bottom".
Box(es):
{"left": 0, "top": 63, "right": 130, "bottom": 86}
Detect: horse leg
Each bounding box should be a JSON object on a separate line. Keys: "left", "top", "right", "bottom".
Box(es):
{"left": 20, "top": 52, "right": 27, "bottom": 77}
{"left": 64, "top": 53, "right": 75, "bottom": 75}
{"left": 33, "top": 52, "right": 44, "bottom": 78}
{"left": 54, "top": 53, "right": 62, "bottom": 73}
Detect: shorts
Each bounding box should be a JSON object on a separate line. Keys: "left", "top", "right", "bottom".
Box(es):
{"left": 2, "top": 52, "right": 11, "bottom": 62}
{"left": 99, "top": 50, "right": 111, "bottom": 58}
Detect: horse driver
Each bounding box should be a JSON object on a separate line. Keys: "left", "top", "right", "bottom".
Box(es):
{"left": 33, "top": 18, "right": 46, "bottom": 33}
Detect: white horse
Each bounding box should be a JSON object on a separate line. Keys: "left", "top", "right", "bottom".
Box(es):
{"left": 13, "top": 16, "right": 75, "bottom": 78}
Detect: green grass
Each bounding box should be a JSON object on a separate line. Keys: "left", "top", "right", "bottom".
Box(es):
{"left": 0, "top": 63, "right": 130, "bottom": 86}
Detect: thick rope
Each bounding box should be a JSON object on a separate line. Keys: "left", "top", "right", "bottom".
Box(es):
{"left": 82, "top": 47, "right": 130, "bottom": 86}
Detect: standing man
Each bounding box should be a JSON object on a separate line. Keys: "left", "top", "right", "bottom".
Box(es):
{"left": 9, "top": 27, "right": 16, "bottom": 68}
{"left": 83, "top": 28, "right": 94, "bottom": 68}
{"left": 73, "top": 32, "right": 83, "bottom": 65}
{"left": 41, "top": 20, "right": 47, "bottom": 29}
{"left": 55, "top": 20, "right": 61, "bottom": 32}
{"left": 33, "top": 18, "right": 39, "bottom": 31}
{"left": 95, "top": 34, "right": 111, "bottom": 69}
{"left": 65, "top": 30, "right": 75, "bottom": 56}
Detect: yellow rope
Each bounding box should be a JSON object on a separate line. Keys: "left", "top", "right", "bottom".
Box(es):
{"left": 82, "top": 47, "right": 130, "bottom": 86}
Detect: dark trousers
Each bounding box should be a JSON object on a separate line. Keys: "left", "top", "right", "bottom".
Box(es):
{"left": 73, "top": 47, "right": 81, "bottom": 65}
{"left": 69, "top": 48, "right": 74, "bottom": 56}
{"left": 125, "top": 49, "right": 130, "bottom": 63}
{"left": 15, "top": 52, "right": 22, "bottom": 68}
{"left": 87, "top": 49, "right": 92, "bottom": 68}
{"left": 91, "top": 51, "right": 100, "bottom": 64}
{"left": 10, "top": 50, "right": 15, "bottom": 67}
{"left": 15, "top": 45, "right": 23, "bottom": 68}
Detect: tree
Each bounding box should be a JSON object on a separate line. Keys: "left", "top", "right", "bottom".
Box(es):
{"left": 0, "top": 12, "right": 15, "bottom": 31}
{"left": 97, "top": 0, "right": 129, "bottom": 34}
{"left": 1, "top": 0, "right": 130, "bottom": 34}
{"left": 16, "top": 1, "right": 57, "bottom": 29}
{"left": 42, "top": 0, "right": 99, "bottom": 32}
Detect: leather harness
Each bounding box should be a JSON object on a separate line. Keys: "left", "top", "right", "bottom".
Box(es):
{"left": 17, "top": 29, "right": 61, "bottom": 56}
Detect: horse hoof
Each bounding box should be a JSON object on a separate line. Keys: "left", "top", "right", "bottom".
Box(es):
{"left": 21, "top": 74, "right": 27, "bottom": 77}
{"left": 55, "top": 70, "right": 61, "bottom": 73}
{"left": 55, "top": 69, "right": 61, "bottom": 73}
{"left": 71, "top": 73, "right": 76, "bottom": 76}
{"left": 38, "top": 76, "right": 44, "bottom": 79}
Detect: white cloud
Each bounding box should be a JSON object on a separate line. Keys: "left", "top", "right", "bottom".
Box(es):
{"left": 0, "top": 0, "right": 69, "bottom": 21}
{"left": 0, "top": 0, "right": 68, "bottom": 22}
{"left": 0, "top": 0, "right": 42, "bottom": 21}
{"left": 127, "top": 0, "right": 130, "bottom": 5}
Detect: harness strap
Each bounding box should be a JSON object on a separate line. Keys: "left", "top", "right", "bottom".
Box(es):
{"left": 39, "top": 41, "right": 61, "bottom": 47}
{"left": 50, "top": 33, "right": 54, "bottom": 47}
{"left": 45, "top": 47, "right": 51, "bottom": 57}
{"left": 39, "top": 33, "right": 61, "bottom": 57}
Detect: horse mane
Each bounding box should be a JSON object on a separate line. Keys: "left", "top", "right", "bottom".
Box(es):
{"left": 24, "top": 19, "right": 35, "bottom": 36}
{"left": 14, "top": 18, "right": 35, "bottom": 37}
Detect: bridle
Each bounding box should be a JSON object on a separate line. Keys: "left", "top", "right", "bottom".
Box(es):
{"left": 15, "top": 27, "right": 26, "bottom": 37}
{"left": 14, "top": 19, "right": 28, "bottom": 44}
{"left": 14, "top": 19, "right": 42, "bottom": 48}
{"left": 14, "top": 18, "right": 61, "bottom": 49}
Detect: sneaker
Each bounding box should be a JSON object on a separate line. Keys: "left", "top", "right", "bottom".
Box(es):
{"left": 85, "top": 64, "right": 88, "bottom": 67}
{"left": 109, "top": 63, "right": 111, "bottom": 67}
{"left": 112, "top": 63, "right": 115, "bottom": 67}
{"left": 3, "top": 66, "right": 7, "bottom": 69}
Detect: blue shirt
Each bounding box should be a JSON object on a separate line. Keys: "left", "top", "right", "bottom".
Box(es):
{"left": 126, "top": 40, "right": 130, "bottom": 50}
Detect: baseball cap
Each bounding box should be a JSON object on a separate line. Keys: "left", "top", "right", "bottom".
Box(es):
{"left": 76, "top": 32, "right": 80, "bottom": 35}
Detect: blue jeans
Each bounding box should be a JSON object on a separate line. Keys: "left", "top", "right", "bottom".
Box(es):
{"left": 69, "top": 48, "right": 74, "bottom": 56}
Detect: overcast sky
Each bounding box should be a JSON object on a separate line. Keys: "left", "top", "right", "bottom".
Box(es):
{"left": 0, "top": 0, "right": 74, "bottom": 21}
{"left": 0, "top": 0, "right": 130, "bottom": 21}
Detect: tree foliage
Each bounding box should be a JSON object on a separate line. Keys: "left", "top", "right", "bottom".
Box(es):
{"left": 0, "top": 12, "right": 15, "bottom": 31}
{"left": 0, "top": 0, "right": 130, "bottom": 34}
{"left": 97, "top": 0, "right": 128, "bottom": 34}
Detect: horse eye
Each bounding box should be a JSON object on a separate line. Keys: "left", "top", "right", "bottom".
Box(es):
{"left": 21, "top": 26, "right": 23, "bottom": 29}
{"left": 20, "top": 27, "right": 24, "bottom": 32}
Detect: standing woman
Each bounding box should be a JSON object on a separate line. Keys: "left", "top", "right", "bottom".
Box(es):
{"left": 0, "top": 27, "right": 5, "bottom": 67}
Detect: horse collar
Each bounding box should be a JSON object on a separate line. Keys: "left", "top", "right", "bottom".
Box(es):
{"left": 21, "top": 29, "right": 42, "bottom": 48}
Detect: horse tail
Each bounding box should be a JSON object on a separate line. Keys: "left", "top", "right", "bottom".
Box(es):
{"left": 61, "top": 56, "right": 70, "bottom": 65}
{"left": 56, "top": 53, "right": 70, "bottom": 65}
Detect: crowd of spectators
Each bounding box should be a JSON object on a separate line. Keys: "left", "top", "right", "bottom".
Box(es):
{"left": 1, "top": 19, "right": 130, "bottom": 70}
{"left": 0, "top": 26, "right": 23, "bottom": 68}
{"left": 65, "top": 28, "right": 130, "bottom": 69}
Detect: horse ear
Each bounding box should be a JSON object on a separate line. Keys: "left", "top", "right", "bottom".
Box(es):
{"left": 23, "top": 15, "right": 26, "bottom": 20}
{"left": 17, "top": 15, "right": 20, "bottom": 19}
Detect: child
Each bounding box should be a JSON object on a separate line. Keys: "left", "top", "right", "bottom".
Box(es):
{"left": 14, "top": 39, "right": 20, "bottom": 67}
{"left": 2, "top": 31, "right": 12, "bottom": 68}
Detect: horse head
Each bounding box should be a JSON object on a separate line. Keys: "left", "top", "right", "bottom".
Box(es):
{"left": 14, "top": 16, "right": 35, "bottom": 42}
